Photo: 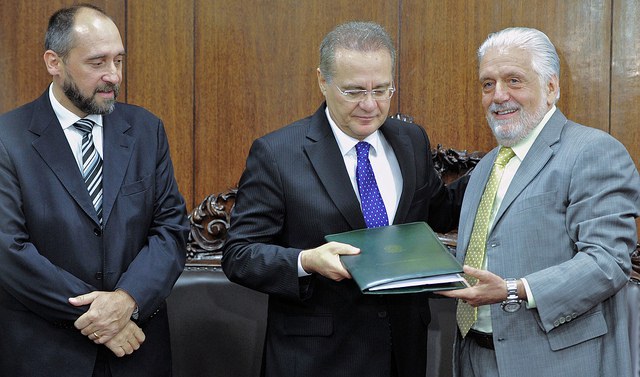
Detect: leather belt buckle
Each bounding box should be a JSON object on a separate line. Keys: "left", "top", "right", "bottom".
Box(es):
{"left": 467, "top": 329, "right": 494, "bottom": 350}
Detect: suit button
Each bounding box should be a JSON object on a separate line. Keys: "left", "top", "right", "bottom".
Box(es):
{"left": 565, "top": 315, "right": 572, "bottom": 322}
{"left": 93, "top": 228, "right": 102, "bottom": 236}
{"left": 559, "top": 317, "right": 565, "bottom": 324}
{"left": 378, "top": 311, "right": 387, "bottom": 318}
{"left": 553, "top": 320, "right": 560, "bottom": 327}
{"left": 95, "top": 272, "right": 103, "bottom": 280}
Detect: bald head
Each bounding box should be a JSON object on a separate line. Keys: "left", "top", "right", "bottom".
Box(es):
{"left": 45, "top": 4, "right": 117, "bottom": 60}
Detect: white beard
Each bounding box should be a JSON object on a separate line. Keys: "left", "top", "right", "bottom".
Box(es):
{"left": 486, "top": 99, "right": 548, "bottom": 147}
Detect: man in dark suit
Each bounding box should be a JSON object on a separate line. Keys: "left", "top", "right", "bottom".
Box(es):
{"left": 222, "top": 21, "right": 465, "bottom": 377}
{"left": 0, "top": 4, "right": 188, "bottom": 377}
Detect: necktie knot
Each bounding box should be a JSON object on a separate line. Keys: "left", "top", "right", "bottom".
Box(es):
{"left": 495, "top": 146, "right": 515, "bottom": 167}
{"left": 355, "top": 141, "right": 371, "bottom": 160}
{"left": 73, "top": 118, "right": 96, "bottom": 135}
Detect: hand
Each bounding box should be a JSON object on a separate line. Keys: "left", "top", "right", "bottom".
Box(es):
{"left": 300, "top": 241, "right": 360, "bottom": 282}
{"left": 631, "top": 249, "right": 640, "bottom": 281}
{"left": 104, "top": 320, "right": 146, "bottom": 357}
{"left": 69, "top": 290, "right": 137, "bottom": 344}
{"left": 437, "top": 266, "right": 517, "bottom": 306}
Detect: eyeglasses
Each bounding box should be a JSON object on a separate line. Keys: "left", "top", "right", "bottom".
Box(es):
{"left": 334, "top": 84, "right": 395, "bottom": 102}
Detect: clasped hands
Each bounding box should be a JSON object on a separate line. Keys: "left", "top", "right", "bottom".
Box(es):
{"left": 300, "top": 242, "right": 360, "bottom": 281}
{"left": 68, "top": 290, "right": 145, "bottom": 357}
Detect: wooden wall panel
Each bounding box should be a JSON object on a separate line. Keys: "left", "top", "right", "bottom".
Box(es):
{"left": 611, "top": 0, "right": 640, "bottom": 165}
{"left": 125, "top": 0, "right": 195, "bottom": 207}
{"left": 194, "top": 0, "right": 399, "bottom": 198}
{"left": 0, "top": 1, "right": 125, "bottom": 113}
{"left": 1, "top": 0, "right": 639, "bottom": 211}
{"left": 399, "top": 0, "right": 612, "bottom": 153}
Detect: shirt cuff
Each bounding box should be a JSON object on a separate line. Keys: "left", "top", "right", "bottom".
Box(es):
{"left": 297, "top": 252, "right": 311, "bottom": 277}
{"left": 521, "top": 277, "right": 536, "bottom": 308}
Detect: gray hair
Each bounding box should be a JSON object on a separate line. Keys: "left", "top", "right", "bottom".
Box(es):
{"left": 478, "top": 27, "right": 561, "bottom": 102}
{"left": 319, "top": 21, "right": 396, "bottom": 83}
{"left": 44, "top": 3, "right": 110, "bottom": 60}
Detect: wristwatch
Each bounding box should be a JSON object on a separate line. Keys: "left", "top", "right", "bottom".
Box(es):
{"left": 500, "top": 278, "right": 522, "bottom": 313}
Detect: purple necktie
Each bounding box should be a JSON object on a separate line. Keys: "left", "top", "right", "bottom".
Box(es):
{"left": 355, "top": 141, "right": 389, "bottom": 228}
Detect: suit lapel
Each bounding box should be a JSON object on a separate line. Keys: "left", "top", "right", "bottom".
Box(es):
{"left": 493, "top": 110, "right": 567, "bottom": 228}
{"left": 101, "top": 110, "right": 135, "bottom": 225}
{"left": 29, "top": 94, "right": 101, "bottom": 224}
{"left": 379, "top": 122, "right": 415, "bottom": 224}
{"left": 458, "top": 148, "right": 496, "bottom": 252}
{"left": 304, "top": 105, "right": 365, "bottom": 229}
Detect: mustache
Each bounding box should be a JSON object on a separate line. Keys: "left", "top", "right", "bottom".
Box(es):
{"left": 95, "top": 83, "right": 120, "bottom": 97}
{"left": 488, "top": 101, "right": 519, "bottom": 113}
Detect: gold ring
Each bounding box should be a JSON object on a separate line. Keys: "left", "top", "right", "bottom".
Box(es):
{"left": 93, "top": 332, "right": 100, "bottom": 339}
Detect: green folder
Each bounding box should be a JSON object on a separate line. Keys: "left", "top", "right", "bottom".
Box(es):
{"left": 325, "top": 222, "right": 467, "bottom": 294}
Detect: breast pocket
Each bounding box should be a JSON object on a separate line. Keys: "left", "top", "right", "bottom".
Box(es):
{"left": 121, "top": 174, "right": 153, "bottom": 196}
{"left": 512, "top": 190, "right": 557, "bottom": 214}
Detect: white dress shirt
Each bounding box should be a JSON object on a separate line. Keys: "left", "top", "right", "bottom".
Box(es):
{"left": 48, "top": 84, "right": 103, "bottom": 171}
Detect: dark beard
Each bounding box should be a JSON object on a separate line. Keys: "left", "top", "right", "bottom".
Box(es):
{"left": 62, "top": 79, "right": 119, "bottom": 115}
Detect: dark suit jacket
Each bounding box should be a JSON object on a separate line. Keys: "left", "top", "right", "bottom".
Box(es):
{"left": 222, "top": 104, "right": 465, "bottom": 377}
{"left": 0, "top": 90, "right": 189, "bottom": 377}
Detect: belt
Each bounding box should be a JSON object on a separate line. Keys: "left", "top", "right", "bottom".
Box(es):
{"left": 467, "top": 329, "right": 494, "bottom": 350}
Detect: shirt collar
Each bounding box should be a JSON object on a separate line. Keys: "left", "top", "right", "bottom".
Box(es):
{"left": 325, "top": 106, "right": 383, "bottom": 157}
{"left": 48, "top": 83, "right": 103, "bottom": 131}
{"left": 509, "top": 105, "right": 556, "bottom": 161}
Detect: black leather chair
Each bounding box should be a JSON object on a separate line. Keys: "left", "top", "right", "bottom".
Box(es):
{"left": 167, "top": 266, "right": 457, "bottom": 377}
{"left": 167, "top": 267, "right": 267, "bottom": 377}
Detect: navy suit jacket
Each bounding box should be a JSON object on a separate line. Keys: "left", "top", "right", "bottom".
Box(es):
{"left": 0, "top": 90, "right": 188, "bottom": 377}
{"left": 222, "top": 104, "right": 465, "bottom": 377}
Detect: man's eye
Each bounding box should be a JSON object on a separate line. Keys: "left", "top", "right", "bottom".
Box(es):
{"left": 345, "top": 90, "right": 364, "bottom": 97}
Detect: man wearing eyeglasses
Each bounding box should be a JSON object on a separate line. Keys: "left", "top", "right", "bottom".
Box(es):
{"left": 222, "top": 21, "right": 466, "bottom": 377}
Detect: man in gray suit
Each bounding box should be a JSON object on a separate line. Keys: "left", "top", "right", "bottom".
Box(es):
{"left": 440, "top": 27, "right": 640, "bottom": 376}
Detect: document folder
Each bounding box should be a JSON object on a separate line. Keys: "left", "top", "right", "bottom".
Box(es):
{"left": 325, "top": 222, "right": 466, "bottom": 294}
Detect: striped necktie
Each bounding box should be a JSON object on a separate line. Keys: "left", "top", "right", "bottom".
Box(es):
{"left": 355, "top": 141, "right": 389, "bottom": 228}
{"left": 73, "top": 119, "right": 103, "bottom": 224}
{"left": 457, "top": 146, "right": 515, "bottom": 337}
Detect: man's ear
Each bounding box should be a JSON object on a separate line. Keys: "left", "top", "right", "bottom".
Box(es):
{"left": 546, "top": 74, "right": 559, "bottom": 105}
{"left": 44, "top": 50, "right": 63, "bottom": 76}
{"left": 317, "top": 68, "right": 327, "bottom": 95}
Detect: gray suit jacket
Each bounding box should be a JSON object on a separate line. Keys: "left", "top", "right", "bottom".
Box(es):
{"left": 453, "top": 109, "right": 640, "bottom": 376}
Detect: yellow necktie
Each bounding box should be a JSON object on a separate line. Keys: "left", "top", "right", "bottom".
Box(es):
{"left": 457, "top": 146, "right": 515, "bottom": 337}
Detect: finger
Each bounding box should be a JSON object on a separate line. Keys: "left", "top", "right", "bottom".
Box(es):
{"left": 90, "top": 331, "right": 108, "bottom": 344}
{"left": 68, "top": 291, "right": 99, "bottom": 307}
{"left": 326, "top": 242, "right": 360, "bottom": 255}
{"left": 75, "top": 314, "right": 93, "bottom": 331}
{"left": 107, "top": 344, "right": 126, "bottom": 357}
{"left": 134, "top": 328, "right": 146, "bottom": 344}
{"left": 121, "top": 342, "right": 134, "bottom": 355}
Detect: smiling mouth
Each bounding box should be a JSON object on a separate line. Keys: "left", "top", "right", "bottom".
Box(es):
{"left": 494, "top": 108, "right": 517, "bottom": 116}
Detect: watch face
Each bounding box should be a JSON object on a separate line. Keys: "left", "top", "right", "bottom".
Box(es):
{"left": 502, "top": 301, "right": 522, "bottom": 313}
